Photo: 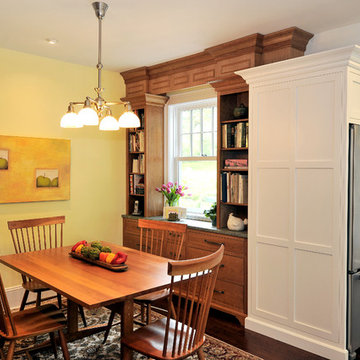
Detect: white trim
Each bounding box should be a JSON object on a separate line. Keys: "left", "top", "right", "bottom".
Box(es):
{"left": 246, "top": 316, "right": 348, "bottom": 360}
{"left": 237, "top": 45, "right": 360, "bottom": 86}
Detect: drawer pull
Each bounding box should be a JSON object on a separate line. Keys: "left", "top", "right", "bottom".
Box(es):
{"left": 204, "top": 239, "right": 224, "bottom": 246}
{"left": 214, "top": 289, "right": 225, "bottom": 294}
{"left": 220, "top": 264, "right": 225, "bottom": 268}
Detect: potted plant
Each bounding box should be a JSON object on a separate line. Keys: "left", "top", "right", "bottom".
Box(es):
{"left": 204, "top": 203, "right": 217, "bottom": 227}
{"left": 155, "top": 182, "right": 191, "bottom": 219}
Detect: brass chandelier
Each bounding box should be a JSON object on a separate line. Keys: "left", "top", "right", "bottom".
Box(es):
{"left": 60, "top": 2, "right": 140, "bottom": 130}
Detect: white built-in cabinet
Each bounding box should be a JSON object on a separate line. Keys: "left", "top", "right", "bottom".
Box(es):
{"left": 237, "top": 46, "right": 360, "bottom": 360}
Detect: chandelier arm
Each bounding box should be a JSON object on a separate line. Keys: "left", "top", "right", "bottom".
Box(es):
{"left": 97, "top": 13, "right": 103, "bottom": 92}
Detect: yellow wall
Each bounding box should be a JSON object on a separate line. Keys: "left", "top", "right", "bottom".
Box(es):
{"left": 0, "top": 48, "right": 127, "bottom": 288}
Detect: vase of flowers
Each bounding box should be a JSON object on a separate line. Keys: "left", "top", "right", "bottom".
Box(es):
{"left": 156, "top": 182, "right": 190, "bottom": 219}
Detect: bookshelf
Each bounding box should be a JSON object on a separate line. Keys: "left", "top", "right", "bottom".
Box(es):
{"left": 124, "top": 94, "right": 168, "bottom": 217}
{"left": 216, "top": 88, "right": 249, "bottom": 228}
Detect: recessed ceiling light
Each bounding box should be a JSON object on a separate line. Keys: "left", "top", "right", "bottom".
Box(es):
{"left": 46, "top": 38, "right": 58, "bottom": 45}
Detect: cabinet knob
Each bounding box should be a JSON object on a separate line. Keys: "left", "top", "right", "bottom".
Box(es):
{"left": 214, "top": 289, "right": 225, "bottom": 294}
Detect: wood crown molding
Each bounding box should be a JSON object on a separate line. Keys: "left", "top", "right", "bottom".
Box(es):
{"left": 121, "top": 93, "right": 169, "bottom": 110}
{"left": 121, "top": 26, "right": 313, "bottom": 97}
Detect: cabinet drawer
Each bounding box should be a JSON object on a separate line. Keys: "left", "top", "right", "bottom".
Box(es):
{"left": 212, "top": 279, "right": 244, "bottom": 313}
{"left": 186, "top": 246, "right": 244, "bottom": 284}
{"left": 123, "top": 218, "right": 140, "bottom": 235}
{"left": 187, "top": 230, "right": 245, "bottom": 256}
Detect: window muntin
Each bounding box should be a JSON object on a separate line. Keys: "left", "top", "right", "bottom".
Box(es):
{"left": 170, "top": 99, "right": 217, "bottom": 217}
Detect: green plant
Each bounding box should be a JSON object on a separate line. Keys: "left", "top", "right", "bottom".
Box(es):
{"left": 204, "top": 203, "right": 217, "bottom": 221}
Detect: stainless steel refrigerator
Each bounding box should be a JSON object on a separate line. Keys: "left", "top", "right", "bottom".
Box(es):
{"left": 348, "top": 123, "right": 360, "bottom": 360}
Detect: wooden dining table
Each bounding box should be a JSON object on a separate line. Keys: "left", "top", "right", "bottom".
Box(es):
{"left": 0, "top": 241, "right": 171, "bottom": 359}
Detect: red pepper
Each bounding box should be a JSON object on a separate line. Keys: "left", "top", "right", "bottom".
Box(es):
{"left": 111, "top": 251, "right": 128, "bottom": 265}
{"left": 71, "top": 240, "right": 87, "bottom": 252}
{"left": 99, "top": 252, "right": 110, "bottom": 262}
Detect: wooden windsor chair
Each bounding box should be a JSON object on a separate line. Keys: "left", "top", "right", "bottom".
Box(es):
{"left": 103, "top": 219, "right": 187, "bottom": 343}
{"left": 7, "top": 216, "right": 87, "bottom": 327}
{"left": 121, "top": 245, "right": 224, "bottom": 360}
{"left": 0, "top": 273, "right": 70, "bottom": 360}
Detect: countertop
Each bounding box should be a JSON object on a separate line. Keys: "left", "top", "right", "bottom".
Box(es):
{"left": 122, "top": 215, "right": 248, "bottom": 239}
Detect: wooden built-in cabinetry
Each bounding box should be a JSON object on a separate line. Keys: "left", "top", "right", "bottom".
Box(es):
{"left": 212, "top": 79, "right": 250, "bottom": 228}
{"left": 124, "top": 94, "right": 168, "bottom": 217}
{"left": 123, "top": 217, "right": 247, "bottom": 324}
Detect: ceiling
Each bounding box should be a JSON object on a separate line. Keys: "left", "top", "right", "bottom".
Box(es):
{"left": 1, "top": 0, "right": 360, "bottom": 73}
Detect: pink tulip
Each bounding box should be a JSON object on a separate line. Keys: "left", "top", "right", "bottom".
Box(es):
{"left": 180, "top": 192, "right": 185, "bottom": 197}
{"left": 155, "top": 187, "right": 160, "bottom": 192}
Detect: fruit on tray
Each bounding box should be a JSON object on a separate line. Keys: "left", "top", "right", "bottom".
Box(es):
{"left": 88, "top": 247, "right": 101, "bottom": 260}
{"left": 71, "top": 241, "right": 127, "bottom": 265}
{"left": 99, "top": 251, "right": 128, "bottom": 265}
{"left": 90, "top": 241, "right": 103, "bottom": 251}
{"left": 71, "top": 240, "right": 88, "bottom": 252}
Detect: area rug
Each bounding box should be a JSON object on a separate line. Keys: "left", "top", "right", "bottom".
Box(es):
{"left": 7, "top": 306, "right": 262, "bottom": 360}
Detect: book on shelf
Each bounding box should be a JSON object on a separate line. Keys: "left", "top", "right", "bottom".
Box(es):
{"left": 129, "top": 174, "right": 144, "bottom": 195}
{"left": 132, "top": 154, "right": 145, "bottom": 173}
{"left": 129, "top": 130, "right": 145, "bottom": 152}
{"left": 222, "top": 122, "right": 248, "bottom": 149}
{"left": 221, "top": 172, "right": 248, "bottom": 204}
{"left": 224, "top": 158, "right": 248, "bottom": 168}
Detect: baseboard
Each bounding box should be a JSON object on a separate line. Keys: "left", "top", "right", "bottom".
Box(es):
{"left": 245, "top": 316, "right": 348, "bottom": 360}
{"left": 6, "top": 285, "right": 57, "bottom": 310}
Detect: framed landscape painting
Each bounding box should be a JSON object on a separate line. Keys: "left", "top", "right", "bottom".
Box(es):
{"left": 0, "top": 135, "right": 70, "bottom": 203}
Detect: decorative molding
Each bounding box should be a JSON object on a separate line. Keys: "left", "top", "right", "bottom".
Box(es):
{"left": 120, "top": 27, "right": 313, "bottom": 97}
{"left": 246, "top": 316, "right": 348, "bottom": 360}
{"left": 121, "top": 93, "right": 169, "bottom": 110}
{"left": 237, "top": 45, "right": 360, "bottom": 86}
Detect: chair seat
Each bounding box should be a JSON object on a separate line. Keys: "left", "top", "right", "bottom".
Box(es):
{"left": 22, "top": 280, "right": 49, "bottom": 292}
{"left": 135, "top": 289, "right": 170, "bottom": 303}
{"left": 121, "top": 317, "right": 204, "bottom": 360}
{"left": 5, "top": 304, "right": 66, "bottom": 339}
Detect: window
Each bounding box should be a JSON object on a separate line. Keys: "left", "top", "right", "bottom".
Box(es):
{"left": 167, "top": 97, "right": 217, "bottom": 218}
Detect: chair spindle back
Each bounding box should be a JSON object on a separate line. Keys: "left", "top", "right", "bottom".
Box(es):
{"left": 138, "top": 219, "right": 186, "bottom": 260}
{"left": 8, "top": 216, "right": 65, "bottom": 254}
{"left": 163, "top": 245, "right": 224, "bottom": 358}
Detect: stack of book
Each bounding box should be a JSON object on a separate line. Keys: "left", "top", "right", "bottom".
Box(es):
{"left": 132, "top": 154, "right": 145, "bottom": 173}
{"left": 224, "top": 158, "right": 248, "bottom": 169}
{"left": 129, "top": 174, "right": 144, "bottom": 195}
{"left": 221, "top": 173, "right": 248, "bottom": 204}
{"left": 129, "top": 130, "right": 145, "bottom": 152}
{"left": 222, "top": 122, "right": 248, "bottom": 148}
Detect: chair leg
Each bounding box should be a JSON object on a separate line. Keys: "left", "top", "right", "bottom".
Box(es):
{"left": 140, "top": 303, "right": 145, "bottom": 323}
{"left": 146, "top": 303, "right": 151, "bottom": 325}
{"left": 79, "top": 306, "right": 87, "bottom": 327}
{"left": 5, "top": 341, "right": 15, "bottom": 360}
{"left": 50, "top": 332, "right": 58, "bottom": 359}
{"left": 58, "top": 330, "right": 70, "bottom": 360}
{"left": 19, "top": 290, "right": 29, "bottom": 311}
{"left": 197, "top": 347, "right": 205, "bottom": 360}
{"left": 57, "top": 294, "right": 62, "bottom": 309}
{"left": 103, "top": 311, "right": 116, "bottom": 344}
{"left": 0, "top": 338, "right": 5, "bottom": 360}
{"left": 36, "top": 292, "right": 41, "bottom": 307}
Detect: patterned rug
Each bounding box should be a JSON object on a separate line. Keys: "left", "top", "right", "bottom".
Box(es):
{"left": 6, "top": 306, "right": 262, "bottom": 360}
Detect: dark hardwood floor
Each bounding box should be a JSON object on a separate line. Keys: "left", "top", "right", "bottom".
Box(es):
{"left": 205, "top": 308, "right": 328, "bottom": 360}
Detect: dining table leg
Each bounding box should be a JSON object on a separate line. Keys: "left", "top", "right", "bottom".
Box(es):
{"left": 67, "top": 299, "right": 79, "bottom": 334}
{"left": 119, "top": 298, "right": 134, "bottom": 360}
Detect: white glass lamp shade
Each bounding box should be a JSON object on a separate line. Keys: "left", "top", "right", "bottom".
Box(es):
{"left": 78, "top": 107, "right": 99, "bottom": 126}
{"left": 60, "top": 111, "right": 83, "bottom": 128}
{"left": 99, "top": 115, "right": 119, "bottom": 131}
{"left": 119, "top": 111, "right": 140, "bottom": 128}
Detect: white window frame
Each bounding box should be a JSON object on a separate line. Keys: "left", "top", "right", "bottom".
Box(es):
{"left": 165, "top": 86, "right": 217, "bottom": 219}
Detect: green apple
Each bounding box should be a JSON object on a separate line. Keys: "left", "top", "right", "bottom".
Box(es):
{"left": 36, "top": 175, "right": 51, "bottom": 187}
{"left": 51, "top": 177, "right": 59, "bottom": 187}
{"left": 0, "top": 157, "right": 8, "bottom": 169}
